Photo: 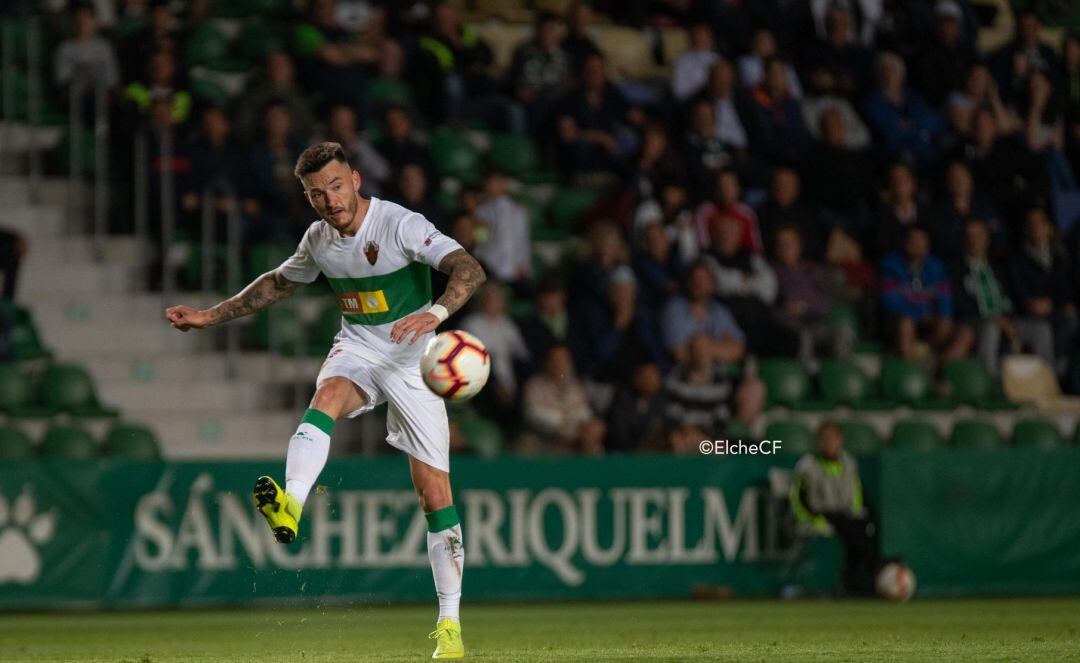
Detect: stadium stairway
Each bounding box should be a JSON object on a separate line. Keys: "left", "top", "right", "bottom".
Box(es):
{"left": 1, "top": 174, "right": 312, "bottom": 459}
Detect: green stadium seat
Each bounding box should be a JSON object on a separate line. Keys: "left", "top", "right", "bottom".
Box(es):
{"left": 368, "top": 77, "right": 414, "bottom": 109}
{"left": 41, "top": 424, "right": 98, "bottom": 459}
{"left": 236, "top": 20, "right": 284, "bottom": 64}
{"left": 881, "top": 358, "right": 930, "bottom": 405}
{"left": 458, "top": 415, "right": 504, "bottom": 458}
{"left": 818, "top": 359, "right": 870, "bottom": 407}
{"left": 0, "top": 426, "right": 34, "bottom": 459}
{"left": 950, "top": 419, "right": 1004, "bottom": 450}
{"left": 488, "top": 133, "right": 539, "bottom": 178}
{"left": 890, "top": 420, "right": 943, "bottom": 451}
{"left": 41, "top": 364, "right": 119, "bottom": 418}
{"left": 943, "top": 359, "right": 993, "bottom": 406}
{"left": 430, "top": 130, "right": 482, "bottom": 184}
{"left": 245, "top": 243, "right": 296, "bottom": 283}
{"left": 186, "top": 23, "right": 237, "bottom": 70}
{"left": 759, "top": 359, "right": 810, "bottom": 408}
{"left": 6, "top": 305, "right": 52, "bottom": 361}
{"left": 549, "top": 188, "right": 598, "bottom": 230}
{"left": 765, "top": 420, "right": 813, "bottom": 456}
{"left": 1012, "top": 418, "right": 1064, "bottom": 450}
{"left": 826, "top": 301, "right": 859, "bottom": 337}
{"left": 0, "top": 364, "right": 54, "bottom": 418}
{"left": 103, "top": 423, "right": 161, "bottom": 459}
{"left": 838, "top": 420, "right": 882, "bottom": 455}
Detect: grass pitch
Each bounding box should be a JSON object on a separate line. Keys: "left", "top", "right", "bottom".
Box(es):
{"left": 1, "top": 598, "right": 1077, "bottom": 662}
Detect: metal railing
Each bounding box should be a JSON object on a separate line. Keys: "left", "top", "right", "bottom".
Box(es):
{"left": 67, "top": 66, "right": 109, "bottom": 253}
{"left": 0, "top": 16, "right": 43, "bottom": 189}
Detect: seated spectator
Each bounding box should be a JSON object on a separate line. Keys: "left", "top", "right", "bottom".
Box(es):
{"left": 122, "top": 49, "right": 192, "bottom": 125}
{"left": 661, "top": 261, "right": 744, "bottom": 365}
{"left": 757, "top": 166, "right": 823, "bottom": 259}
{"left": 462, "top": 284, "right": 531, "bottom": 423}
{"left": 682, "top": 98, "right": 738, "bottom": 192}
{"left": 700, "top": 58, "right": 750, "bottom": 153}
{"left": 744, "top": 57, "right": 810, "bottom": 164}
{"left": 863, "top": 52, "right": 944, "bottom": 164}
{"left": 773, "top": 226, "right": 853, "bottom": 361}
{"left": 1016, "top": 70, "right": 1077, "bottom": 191}
{"left": 474, "top": 171, "right": 532, "bottom": 289}
{"left": 377, "top": 105, "right": 432, "bottom": 178}
{"left": 738, "top": 28, "right": 803, "bottom": 98}
{"left": 243, "top": 102, "right": 306, "bottom": 242}
{"left": 179, "top": 106, "right": 243, "bottom": 248}
{"left": 235, "top": 51, "right": 316, "bottom": 143}
{"left": 634, "top": 179, "right": 699, "bottom": 264}
{"left": 521, "top": 344, "right": 605, "bottom": 455}
{"left": 663, "top": 334, "right": 763, "bottom": 438}
{"left": 518, "top": 278, "right": 570, "bottom": 371}
{"left": 694, "top": 169, "right": 762, "bottom": 254}
{"left": 572, "top": 266, "right": 668, "bottom": 381}
{"left": 292, "top": 0, "right": 375, "bottom": 108}
{"left": 671, "top": 22, "right": 721, "bottom": 102}
{"left": 989, "top": 10, "right": 1059, "bottom": 105}
{"left": 930, "top": 161, "right": 1002, "bottom": 264}
{"left": 553, "top": 53, "right": 636, "bottom": 181}
{"left": 946, "top": 65, "right": 1019, "bottom": 141}
{"left": 801, "top": 107, "right": 874, "bottom": 231}
{"left": 119, "top": 0, "right": 176, "bottom": 82}
{"left": 1009, "top": 208, "right": 1079, "bottom": 378}
{"left": 880, "top": 225, "right": 972, "bottom": 362}
{"left": 790, "top": 421, "right": 880, "bottom": 597}
{"left": 953, "top": 218, "right": 1053, "bottom": 374}
{"left": 632, "top": 122, "right": 687, "bottom": 204}
{"left": 605, "top": 362, "right": 666, "bottom": 451}
{"left": 632, "top": 222, "right": 685, "bottom": 317}
{"left": 317, "top": 103, "right": 391, "bottom": 197}
{"left": 560, "top": 1, "right": 601, "bottom": 71}
{"left": 391, "top": 163, "right": 444, "bottom": 232}
{"left": 508, "top": 11, "right": 572, "bottom": 133}
{"left": 801, "top": 5, "right": 871, "bottom": 101}
{"left": 567, "top": 222, "right": 629, "bottom": 327}
{"left": 911, "top": 1, "right": 976, "bottom": 106}
{"left": 55, "top": 3, "right": 120, "bottom": 92}
{"left": 876, "top": 162, "right": 927, "bottom": 259}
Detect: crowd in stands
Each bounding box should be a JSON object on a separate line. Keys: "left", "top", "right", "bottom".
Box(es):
{"left": 40, "top": 0, "right": 1080, "bottom": 454}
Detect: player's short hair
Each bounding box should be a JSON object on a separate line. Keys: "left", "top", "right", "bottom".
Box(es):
{"left": 294, "top": 141, "right": 350, "bottom": 178}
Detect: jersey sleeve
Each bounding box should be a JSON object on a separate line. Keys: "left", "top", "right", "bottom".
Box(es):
{"left": 399, "top": 213, "right": 463, "bottom": 269}
{"left": 277, "top": 224, "right": 322, "bottom": 283}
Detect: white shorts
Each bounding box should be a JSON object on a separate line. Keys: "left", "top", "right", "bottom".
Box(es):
{"left": 316, "top": 339, "right": 450, "bottom": 472}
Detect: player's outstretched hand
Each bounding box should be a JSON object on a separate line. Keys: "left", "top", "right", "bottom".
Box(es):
{"left": 390, "top": 312, "right": 438, "bottom": 345}
{"left": 165, "top": 305, "right": 212, "bottom": 332}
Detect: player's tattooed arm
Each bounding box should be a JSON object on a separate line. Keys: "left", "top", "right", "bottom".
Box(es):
{"left": 166, "top": 269, "right": 299, "bottom": 331}
{"left": 435, "top": 249, "right": 487, "bottom": 316}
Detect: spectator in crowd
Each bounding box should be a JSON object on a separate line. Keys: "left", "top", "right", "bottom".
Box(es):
{"left": 243, "top": 102, "right": 305, "bottom": 242}
{"left": 55, "top": 3, "right": 120, "bottom": 92}
{"left": 953, "top": 218, "right": 1052, "bottom": 374}
{"left": 990, "top": 10, "right": 1059, "bottom": 103}
{"left": 391, "top": 162, "right": 443, "bottom": 229}
{"left": 695, "top": 169, "right": 763, "bottom": 254}
{"left": 744, "top": 57, "right": 810, "bottom": 164}
{"left": 930, "top": 161, "right": 1002, "bottom": 264}
{"left": 560, "top": 1, "right": 601, "bottom": 71}
{"left": 911, "top": 1, "right": 977, "bottom": 106}
{"left": 377, "top": 105, "right": 432, "bottom": 178}
{"left": 801, "top": 4, "right": 871, "bottom": 102}
{"left": 1018, "top": 70, "right": 1077, "bottom": 191}
{"left": 573, "top": 265, "right": 667, "bottom": 381}
{"left": 757, "top": 166, "right": 822, "bottom": 259}
{"left": 631, "top": 122, "right": 687, "bottom": 206}
{"left": 772, "top": 225, "right": 852, "bottom": 361}
{"left": 318, "top": 103, "right": 391, "bottom": 197}
{"left": 864, "top": 52, "right": 944, "bottom": 164}
{"left": 1062, "top": 33, "right": 1080, "bottom": 179}
{"left": 790, "top": 421, "right": 880, "bottom": 597}
{"left": 876, "top": 162, "right": 927, "bottom": 258}
{"left": 235, "top": 51, "right": 316, "bottom": 143}
{"left": 672, "top": 22, "right": 721, "bottom": 103}
{"left": 682, "top": 98, "right": 738, "bottom": 192}
{"left": 605, "top": 362, "right": 667, "bottom": 451}
{"left": 632, "top": 222, "right": 685, "bottom": 317}
{"left": 518, "top": 278, "right": 570, "bottom": 371}
{"left": 521, "top": 344, "right": 605, "bottom": 455}
{"left": 508, "top": 11, "right": 572, "bottom": 133}
{"left": 180, "top": 106, "right": 242, "bottom": 242}
{"left": 661, "top": 261, "right": 745, "bottom": 364}
{"left": 880, "top": 224, "right": 972, "bottom": 362}
{"left": 663, "top": 333, "right": 763, "bottom": 438}
{"left": 122, "top": 49, "right": 192, "bottom": 124}
{"left": 701, "top": 59, "right": 750, "bottom": 153}
{"left": 292, "top": 0, "right": 375, "bottom": 108}
{"left": 553, "top": 52, "right": 636, "bottom": 180}
{"left": 462, "top": 284, "right": 531, "bottom": 424}
{"left": 738, "top": 28, "right": 803, "bottom": 98}
{"left": 946, "top": 64, "right": 1019, "bottom": 144}
{"left": 119, "top": 0, "right": 176, "bottom": 82}
{"left": 474, "top": 171, "right": 532, "bottom": 290}
{"left": 953, "top": 106, "right": 1045, "bottom": 222}
{"left": 1009, "top": 208, "right": 1078, "bottom": 378}
{"left": 568, "top": 222, "right": 629, "bottom": 326}
{"left": 801, "top": 106, "right": 873, "bottom": 231}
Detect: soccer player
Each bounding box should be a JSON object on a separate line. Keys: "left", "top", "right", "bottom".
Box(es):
{"left": 165, "top": 142, "right": 485, "bottom": 659}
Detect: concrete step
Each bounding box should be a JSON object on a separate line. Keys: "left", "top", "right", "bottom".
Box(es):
{"left": 20, "top": 257, "right": 134, "bottom": 296}
{"left": 31, "top": 290, "right": 223, "bottom": 330}
{"left": 37, "top": 316, "right": 202, "bottom": 356}
{"left": 148, "top": 411, "right": 301, "bottom": 459}
{"left": 3, "top": 204, "right": 65, "bottom": 237}
{"left": 27, "top": 235, "right": 141, "bottom": 267}
{"left": 103, "top": 377, "right": 266, "bottom": 414}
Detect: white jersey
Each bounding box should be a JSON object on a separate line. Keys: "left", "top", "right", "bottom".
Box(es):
{"left": 277, "top": 197, "right": 462, "bottom": 364}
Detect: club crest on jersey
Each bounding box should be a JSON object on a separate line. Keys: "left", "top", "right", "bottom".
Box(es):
{"left": 363, "top": 240, "right": 380, "bottom": 265}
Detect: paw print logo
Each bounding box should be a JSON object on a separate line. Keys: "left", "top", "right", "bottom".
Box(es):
{"left": 0, "top": 486, "right": 57, "bottom": 585}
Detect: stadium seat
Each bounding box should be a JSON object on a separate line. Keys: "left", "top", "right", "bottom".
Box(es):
{"left": 943, "top": 359, "right": 993, "bottom": 406}
{"left": 0, "top": 364, "right": 54, "bottom": 418}
{"left": 236, "top": 20, "right": 284, "bottom": 64}
{"left": 458, "top": 415, "right": 504, "bottom": 458}
{"left": 838, "top": 420, "right": 882, "bottom": 455}
{"left": 429, "top": 130, "right": 482, "bottom": 184}
{"left": 0, "top": 426, "right": 34, "bottom": 459}
{"left": 549, "top": 188, "right": 598, "bottom": 230}
{"left": 724, "top": 419, "right": 753, "bottom": 440}
{"left": 890, "top": 420, "right": 943, "bottom": 451}
{"left": 368, "top": 78, "right": 414, "bottom": 110}
{"left": 818, "top": 359, "right": 870, "bottom": 407}
{"left": 488, "top": 133, "right": 539, "bottom": 179}
{"left": 251, "top": 305, "right": 306, "bottom": 355}
{"left": 759, "top": 359, "right": 810, "bottom": 408}
{"left": 765, "top": 420, "right": 813, "bottom": 456}
{"left": 42, "top": 364, "right": 118, "bottom": 418}
{"left": 185, "top": 23, "right": 244, "bottom": 71}
{"left": 1012, "top": 418, "right": 1064, "bottom": 450}
{"left": 40, "top": 424, "right": 98, "bottom": 459}
{"left": 103, "top": 423, "right": 161, "bottom": 459}
{"left": 881, "top": 358, "right": 930, "bottom": 405}
{"left": 5, "top": 304, "right": 52, "bottom": 361}
{"left": 950, "top": 419, "right": 1005, "bottom": 450}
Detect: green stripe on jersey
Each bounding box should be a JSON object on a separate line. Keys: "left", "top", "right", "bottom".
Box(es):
{"left": 327, "top": 262, "right": 433, "bottom": 326}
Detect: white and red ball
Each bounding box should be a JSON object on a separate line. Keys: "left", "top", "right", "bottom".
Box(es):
{"left": 875, "top": 561, "right": 917, "bottom": 602}
{"left": 420, "top": 330, "right": 491, "bottom": 401}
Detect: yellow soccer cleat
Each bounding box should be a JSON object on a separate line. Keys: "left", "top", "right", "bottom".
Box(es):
{"left": 253, "top": 476, "right": 301, "bottom": 543}
{"left": 428, "top": 618, "right": 465, "bottom": 659}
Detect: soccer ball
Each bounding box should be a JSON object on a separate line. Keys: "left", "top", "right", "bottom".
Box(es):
{"left": 420, "top": 330, "right": 491, "bottom": 401}
{"left": 875, "top": 562, "right": 916, "bottom": 602}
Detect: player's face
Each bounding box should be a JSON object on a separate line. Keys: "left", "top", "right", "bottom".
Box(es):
{"left": 302, "top": 160, "right": 361, "bottom": 232}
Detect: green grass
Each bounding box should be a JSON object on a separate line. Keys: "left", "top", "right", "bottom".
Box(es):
{"left": 1, "top": 598, "right": 1078, "bottom": 662}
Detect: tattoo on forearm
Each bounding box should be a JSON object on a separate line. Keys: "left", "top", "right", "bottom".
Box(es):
{"left": 435, "top": 249, "right": 487, "bottom": 316}
{"left": 207, "top": 270, "right": 298, "bottom": 325}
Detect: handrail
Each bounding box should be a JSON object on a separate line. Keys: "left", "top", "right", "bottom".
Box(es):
{"left": 0, "top": 21, "right": 13, "bottom": 173}
{"left": 26, "top": 16, "right": 42, "bottom": 204}
{"left": 158, "top": 126, "right": 175, "bottom": 299}
{"left": 132, "top": 126, "right": 149, "bottom": 291}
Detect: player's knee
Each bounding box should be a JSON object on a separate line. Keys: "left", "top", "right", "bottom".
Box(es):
{"left": 311, "top": 377, "right": 357, "bottom": 418}
{"left": 415, "top": 479, "right": 452, "bottom": 512}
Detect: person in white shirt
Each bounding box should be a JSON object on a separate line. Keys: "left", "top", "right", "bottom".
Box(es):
{"left": 671, "top": 22, "right": 721, "bottom": 102}
{"left": 474, "top": 171, "right": 533, "bottom": 285}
